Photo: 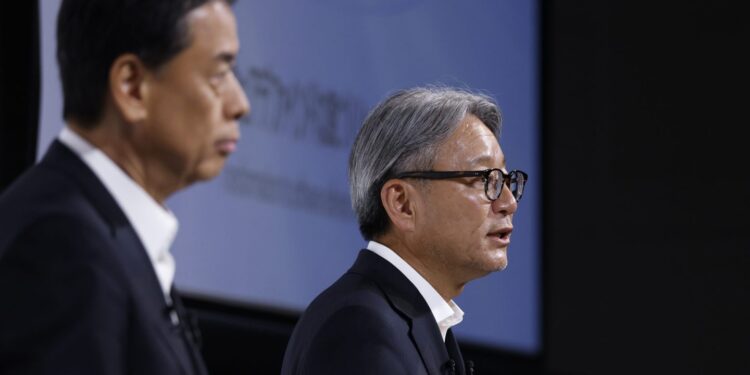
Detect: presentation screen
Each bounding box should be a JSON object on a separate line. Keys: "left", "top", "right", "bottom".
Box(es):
{"left": 39, "top": 0, "right": 540, "bottom": 354}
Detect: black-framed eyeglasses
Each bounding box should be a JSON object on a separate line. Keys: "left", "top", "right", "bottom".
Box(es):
{"left": 392, "top": 168, "right": 528, "bottom": 202}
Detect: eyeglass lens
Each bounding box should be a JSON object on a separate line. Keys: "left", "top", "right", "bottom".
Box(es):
{"left": 487, "top": 170, "right": 525, "bottom": 201}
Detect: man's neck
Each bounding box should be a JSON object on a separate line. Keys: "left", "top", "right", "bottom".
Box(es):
{"left": 375, "top": 234, "right": 465, "bottom": 301}
{"left": 67, "top": 121, "right": 181, "bottom": 204}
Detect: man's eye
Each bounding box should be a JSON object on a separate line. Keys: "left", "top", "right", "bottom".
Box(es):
{"left": 209, "top": 70, "right": 231, "bottom": 90}
{"left": 214, "top": 70, "right": 230, "bottom": 80}
{"left": 468, "top": 177, "right": 484, "bottom": 187}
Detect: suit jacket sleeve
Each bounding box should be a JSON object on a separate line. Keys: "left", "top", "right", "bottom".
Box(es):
{"left": 0, "top": 214, "right": 129, "bottom": 375}
{"left": 300, "top": 305, "right": 411, "bottom": 375}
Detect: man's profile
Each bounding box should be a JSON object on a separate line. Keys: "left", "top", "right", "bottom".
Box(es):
{"left": 281, "top": 86, "right": 527, "bottom": 374}
{"left": 0, "top": 0, "right": 249, "bottom": 373}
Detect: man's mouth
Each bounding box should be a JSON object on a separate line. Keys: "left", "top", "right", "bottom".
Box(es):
{"left": 488, "top": 226, "right": 513, "bottom": 245}
{"left": 216, "top": 138, "right": 238, "bottom": 155}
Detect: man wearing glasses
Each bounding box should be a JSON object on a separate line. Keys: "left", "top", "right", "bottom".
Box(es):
{"left": 281, "top": 86, "right": 527, "bottom": 375}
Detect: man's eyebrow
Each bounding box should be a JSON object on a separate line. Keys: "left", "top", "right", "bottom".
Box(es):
{"left": 468, "top": 155, "right": 504, "bottom": 168}
{"left": 469, "top": 155, "right": 492, "bottom": 166}
{"left": 215, "top": 51, "right": 237, "bottom": 64}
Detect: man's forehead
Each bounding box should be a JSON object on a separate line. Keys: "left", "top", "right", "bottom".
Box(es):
{"left": 434, "top": 119, "right": 504, "bottom": 169}
{"left": 467, "top": 154, "right": 505, "bottom": 168}
{"left": 184, "top": 1, "right": 239, "bottom": 51}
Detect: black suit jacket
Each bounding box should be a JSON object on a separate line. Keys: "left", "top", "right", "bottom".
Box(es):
{"left": 281, "top": 250, "right": 466, "bottom": 375}
{"left": 0, "top": 141, "right": 207, "bottom": 375}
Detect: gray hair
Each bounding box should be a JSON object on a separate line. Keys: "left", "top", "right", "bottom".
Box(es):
{"left": 348, "top": 86, "right": 502, "bottom": 240}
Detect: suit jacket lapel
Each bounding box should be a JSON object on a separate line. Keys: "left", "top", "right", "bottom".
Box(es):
{"left": 446, "top": 329, "right": 466, "bottom": 375}
{"left": 171, "top": 288, "right": 209, "bottom": 375}
{"left": 43, "top": 141, "right": 199, "bottom": 374}
{"left": 112, "top": 225, "right": 197, "bottom": 375}
{"left": 349, "top": 250, "right": 452, "bottom": 375}
{"left": 410, "top": 308, "right": 454, "bottom": 375}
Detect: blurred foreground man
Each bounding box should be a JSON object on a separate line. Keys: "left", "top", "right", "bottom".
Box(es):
{"left": 281, "top": 87, "right": 527, "bottom": 374}
{"left": 0, "top": 0, "right": 249, "bottom": 373}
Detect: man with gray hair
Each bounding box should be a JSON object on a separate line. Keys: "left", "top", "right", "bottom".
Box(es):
{"left": 281, "top": 86, "right": 527, "bottom": 375}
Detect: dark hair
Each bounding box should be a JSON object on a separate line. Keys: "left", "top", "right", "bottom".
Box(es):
{"left": 56, "top": 0, "right": 233, "bottom": 127}
{"left": 348, "top": 86, "right": 501, "bottom": 240}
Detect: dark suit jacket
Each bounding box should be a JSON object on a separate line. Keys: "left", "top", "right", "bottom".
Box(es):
{"left": 0, "top": 141, "right": 207, "bottom": 375}
{"left": 281, "top": 250, "right": 466, "bottom": 375}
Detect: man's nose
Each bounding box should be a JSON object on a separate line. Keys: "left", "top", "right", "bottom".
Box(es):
{"left": 225, "top": 74, "right": 250, "bottom": 120}
{"left": 492, "top": 184, "right": 518, "bottom": 216}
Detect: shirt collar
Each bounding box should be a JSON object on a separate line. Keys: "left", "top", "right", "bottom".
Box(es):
{"left": 58, "top": 127, "right": 178, "bottom": 298}
{"left": 367, "top": 241, "right": 464, "bottom": 341}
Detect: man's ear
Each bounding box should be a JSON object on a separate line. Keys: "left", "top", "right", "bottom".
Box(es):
{"left": 380, "top": 179, "right": 419, "bottom": 233}
{"left": 108, "top": 53, "right": 149, "bottom": 123}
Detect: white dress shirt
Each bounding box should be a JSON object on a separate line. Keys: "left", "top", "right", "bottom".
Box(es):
{"left": 58, "top": 127, "right": 178, "bottom": 301}
{"left": 367, "top": 241, "right": 464, "bottom": 341}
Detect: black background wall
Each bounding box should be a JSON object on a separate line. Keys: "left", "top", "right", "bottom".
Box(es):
{"left": 543, "top": 1, "right": 748, "bottom": 374}
{"left": 0, "top": 1, "right": 39, "bottom": 194}
{"left": 1, "top": 1, "right": 748, "bottom": 374}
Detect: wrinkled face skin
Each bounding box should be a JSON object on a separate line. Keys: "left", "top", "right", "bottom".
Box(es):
{"left": 413, "top": 114, "right": 518, "bottom": 286}
{"left": 142, "top": 1, "right": 249, "bottom": 187}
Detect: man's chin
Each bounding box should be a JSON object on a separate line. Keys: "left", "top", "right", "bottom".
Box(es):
{"left": 487, "top": 248, "right": 508, "bottom": 271}
{"left": 494, "top": 260, "right": 508, "bottom": 271}
{"left": 189, "top": 160, "right": 226, "bottom": 183}
{"left": 468, "top": 255, "right": 508, "bottom": 279}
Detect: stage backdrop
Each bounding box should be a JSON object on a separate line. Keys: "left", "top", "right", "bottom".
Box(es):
{"left": 38, "top": 0, "right": 540, "bottom": 354}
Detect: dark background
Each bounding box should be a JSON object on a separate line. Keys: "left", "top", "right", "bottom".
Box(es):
{"left": 1, "top": 1, "right": 747, "bottom": 374}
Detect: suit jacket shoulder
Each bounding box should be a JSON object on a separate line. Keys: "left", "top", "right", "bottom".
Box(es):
{"left": 281, "top": 250, "right": 452, "bottom": 375}
{"left": 0, "top": 141, "right": 205, "bottom": 375}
